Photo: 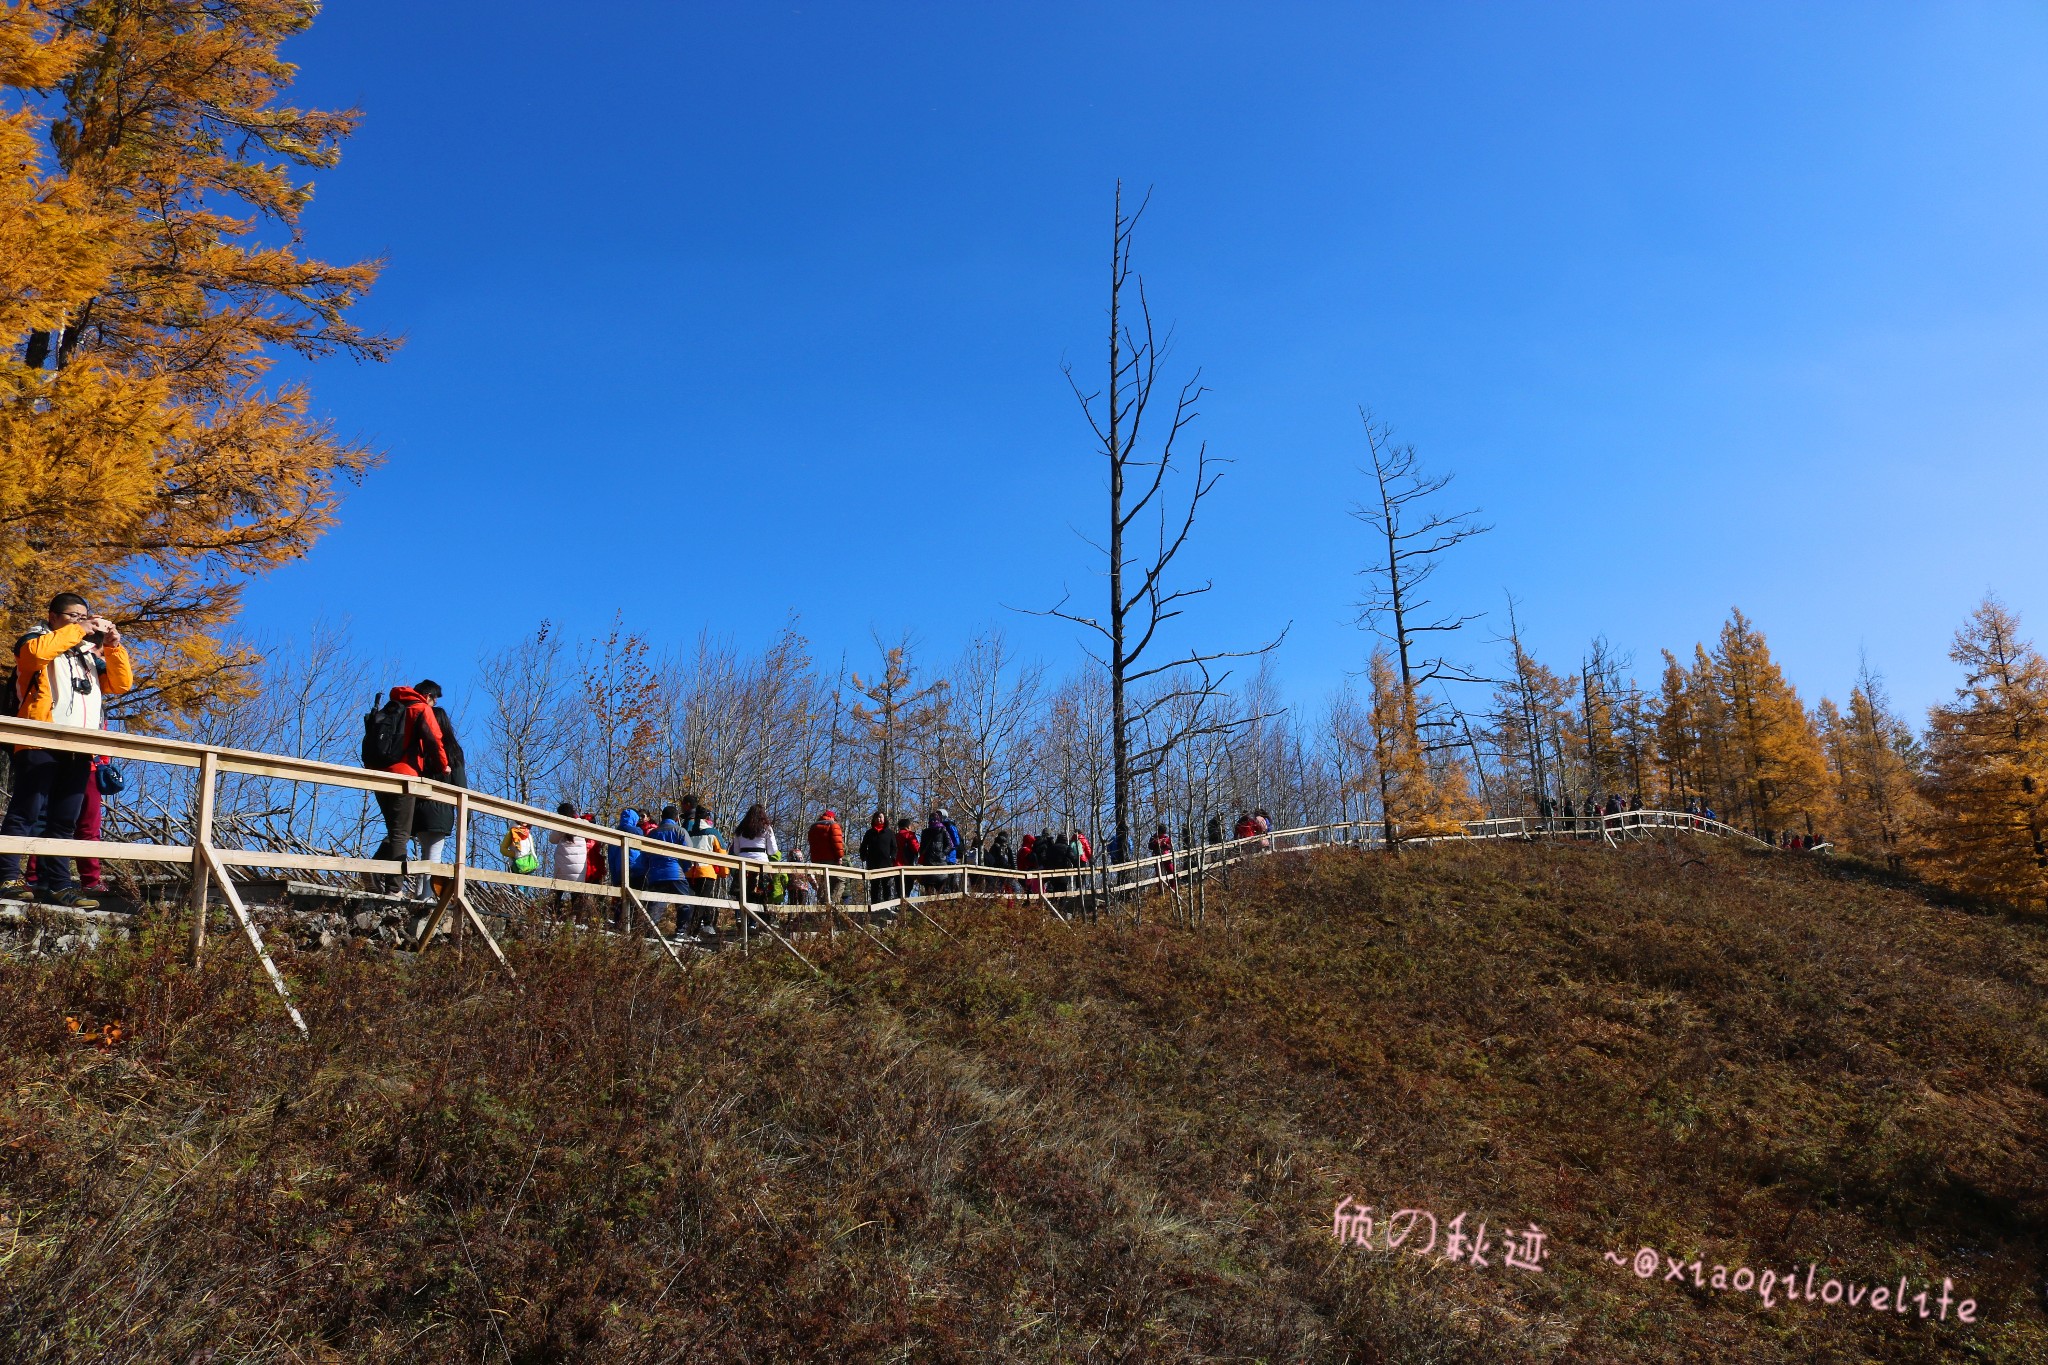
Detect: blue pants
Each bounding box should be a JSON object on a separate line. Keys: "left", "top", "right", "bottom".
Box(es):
{"left": 1, "top": 750, "right": 92, "bottom": 893}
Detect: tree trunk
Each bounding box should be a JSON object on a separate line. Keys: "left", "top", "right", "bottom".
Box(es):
{"left": 1108, "top": 186, "right": 1131, "bottom": 847}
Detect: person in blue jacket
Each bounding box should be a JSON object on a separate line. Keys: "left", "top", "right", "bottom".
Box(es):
{"left": 606, "top": 808, "right": 646, "bottom": 930}
{"left": 927, "top": 807, "right": 964, "bottom": 892}
{"left": 643, "top": 803, "right": 690, "bottom": 936}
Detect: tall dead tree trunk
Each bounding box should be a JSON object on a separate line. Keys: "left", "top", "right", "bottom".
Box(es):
{"left": 1038, "top": 183, "right": 1282, "bottom": 844}
{"left": 1352, "top": 410, "right": 1489, "bottom": 752}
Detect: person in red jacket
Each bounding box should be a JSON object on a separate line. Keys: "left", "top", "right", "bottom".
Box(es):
{"left": 807, "top": 809, "right": 844, "bottom": 864}
{"left": 894, "top": 816, "right": 920, "bottom": 901}
{"left": 367, "top": 682, "right": 451, "bottom": 892}
{"left": 1147, "top": 823, "right": 1175, "bottom": 882}
{"left": 806, "top": 808, "right": 845, "bottom": 904}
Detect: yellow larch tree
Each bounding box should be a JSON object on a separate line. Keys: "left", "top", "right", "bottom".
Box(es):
{"left": 1369, "top": 646, "right": 1481, "bottom": 844}
{"left": 1815, "top": 662, "right": 1927, "bottom": 873}
{"left": 1651, "top": 650, "right": 1703, "bottom": 806}
{"left": 1488, "top": 629, "right": 1575, "bottom": 810}
{"left": 1687, "top": 643, "right": 1735, "bottom": 813}
{"left": 1707, "top": 609, "right": 1828, "bottom": 834}
{"left": 1579, "top": 638, "right": 1637, "bottom": 803}
{"left": 3, "top": 0, "right": 390, "bottom": 723}
{"left": 1, "top": 2, "right": 182, "bottom": 643}
{"left": 844, "top": 639, "right": 948, "bottom": 820}
{"left": 1920, "top": 597, "right": 2048, "bottom": 907}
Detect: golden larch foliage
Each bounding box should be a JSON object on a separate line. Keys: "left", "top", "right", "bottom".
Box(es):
{"left": 3, "top": 0, "right": 389, "bottom": 724}
{"left": 1920, "top": 596, "right": 2048, "bottom": 907}
{"left": 1816, "top": 668, "right": 1929, "bottom": 873}
{"left": 1368, "top": 646, "right": 1481, "bottom": 842}
{"left": 1488, "top": 638, "right": 1574, "bottom": 808}
{"left": 1651, "top": 649, "right": 1703, "bottom": 806}
{"left": 1707, "top": 609, "right": 1829, "bottom": 834}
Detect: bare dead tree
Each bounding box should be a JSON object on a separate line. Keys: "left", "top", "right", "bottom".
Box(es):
{"left": 1352, "top": 407, "right": 1490, "bottom": 749}
{"left": 1488, "top": 593, "right": 1572, "bottom": 813}
{"left": 842, "top": 632, "right": 946, "bottom": 821}
{"left": 1034, "top": 182, "right": 1284, "bottom": 844}
{"left": 476, "top": 621, "right": 572, "bottom": 808}
{"left": 949, "top": 631, "right": 1042, "bottom": 845}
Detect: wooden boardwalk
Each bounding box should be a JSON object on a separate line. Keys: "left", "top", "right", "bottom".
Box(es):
{"left": 0, "top": 714, "right": 1776, "bottom": 1035}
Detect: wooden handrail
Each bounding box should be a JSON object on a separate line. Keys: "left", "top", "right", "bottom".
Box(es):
{"left": 2, "top": 711, "right": 1786, "bottom": 1032}
{"left": 0, "top": 714, "right": 1777, "bottom": 889}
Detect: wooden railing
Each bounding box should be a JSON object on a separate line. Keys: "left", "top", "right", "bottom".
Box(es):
{"left": 0, "top": 714, "right": 1778, "bottom": 1035}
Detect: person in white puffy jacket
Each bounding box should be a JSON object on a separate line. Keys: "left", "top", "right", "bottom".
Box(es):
{"left": 730, "top": 803, "right": 779, "bottom": 903}
{"left": 548, "top": 800, "right": 589, "bottom": 918}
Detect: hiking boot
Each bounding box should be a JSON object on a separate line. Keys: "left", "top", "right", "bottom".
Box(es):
{"left": 0, "top": 878, "right": 29, "bottom": 900}
{"left": 39, "top": 887, "right": 99, "bottom": 910}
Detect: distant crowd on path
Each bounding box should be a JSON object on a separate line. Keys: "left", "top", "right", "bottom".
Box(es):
{"left": 1535, "top": 791, "right": 1644, "bottom": 821}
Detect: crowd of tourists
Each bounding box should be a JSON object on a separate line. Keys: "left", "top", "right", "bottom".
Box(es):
{"left": 0, "top": 622, "right": 1287, "bottom": 933}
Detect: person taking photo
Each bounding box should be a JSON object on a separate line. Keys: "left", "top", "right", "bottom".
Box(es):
{"left": 1, "top": 594, "right": 133, "bottom": 908}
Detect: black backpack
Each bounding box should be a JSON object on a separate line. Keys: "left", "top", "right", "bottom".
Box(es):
{"left": 360, "top": 692, "right": 409, "bottom": 769}
{"left": 1, "top": 631, "right": 38, "bottom": 718}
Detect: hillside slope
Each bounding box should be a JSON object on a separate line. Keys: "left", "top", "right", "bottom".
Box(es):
{"left": 2, "top": 838, "right": 2044, "bottom": 1362}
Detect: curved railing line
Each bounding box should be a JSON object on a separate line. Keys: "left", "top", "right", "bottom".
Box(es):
{"left": 0, "top": 714, "right": 1782, "bottom": 1034}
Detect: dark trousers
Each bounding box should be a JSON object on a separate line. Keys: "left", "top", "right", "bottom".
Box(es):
{"left": 687, "top": 877, "right": 719, "bottom": 931}
{"left": 373, "top": 791, "right": 421, "bottom": 864}
{"left": 645, "top": 878, "right": 686, "bottom": 934}
{"left": 1, "top": 750, "right": 92, "bottom": 893}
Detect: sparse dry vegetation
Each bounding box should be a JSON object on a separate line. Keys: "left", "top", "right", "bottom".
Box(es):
{"left": 2, "top": 837, "right": 2044, "bottom": 1362}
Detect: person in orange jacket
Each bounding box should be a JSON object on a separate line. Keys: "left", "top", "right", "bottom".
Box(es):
{"left": 2, "top": 593, "right": 132, "bottom": 907}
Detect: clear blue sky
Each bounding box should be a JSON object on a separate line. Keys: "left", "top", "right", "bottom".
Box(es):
{"left": 247, "top": 1, "right": 2048, "bottom": 724}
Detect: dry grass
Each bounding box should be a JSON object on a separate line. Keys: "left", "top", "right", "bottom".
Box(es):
{"left": 1, "top": 836, "right": 2044, "bottom": 1362}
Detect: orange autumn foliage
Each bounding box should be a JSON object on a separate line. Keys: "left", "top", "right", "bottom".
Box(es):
{"left": 1, "top": 0, "right": 390, "bottom": 724}
{"left": 1367, "top": 646, "right": 1481, "bottom": 843}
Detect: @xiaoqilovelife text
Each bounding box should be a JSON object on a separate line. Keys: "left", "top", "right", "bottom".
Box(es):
{"left": 1333, "top": 1201, "right": 1981, "bottom": 1326}
{"left": 1608, "top": 1246, "right": 1978, "bottom": 1323}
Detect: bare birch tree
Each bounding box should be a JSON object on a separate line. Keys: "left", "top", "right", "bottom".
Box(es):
{"left": 476, "top": 621, "right": 572, "bottom": 808}
{"left": 948, "top": 631, "right": 1042, "bottom": 845}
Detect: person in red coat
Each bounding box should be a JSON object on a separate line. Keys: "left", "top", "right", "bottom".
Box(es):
{"left": 807, "top": 809, "right": 845, "bottom": 864}
{"left": 893, "top": 817, "right": 920, "bottom": 901}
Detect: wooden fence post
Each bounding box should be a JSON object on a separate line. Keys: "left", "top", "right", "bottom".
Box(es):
{"left": 451, "top": 790, "right": 469, "bottom": 945}
{"left": 186, "top": 750, "right": 218, "bottom": 966}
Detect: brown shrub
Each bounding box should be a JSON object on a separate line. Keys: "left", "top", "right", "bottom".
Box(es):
{"left": 0, "top": 837, "right": 2043, "bottom": 1361}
